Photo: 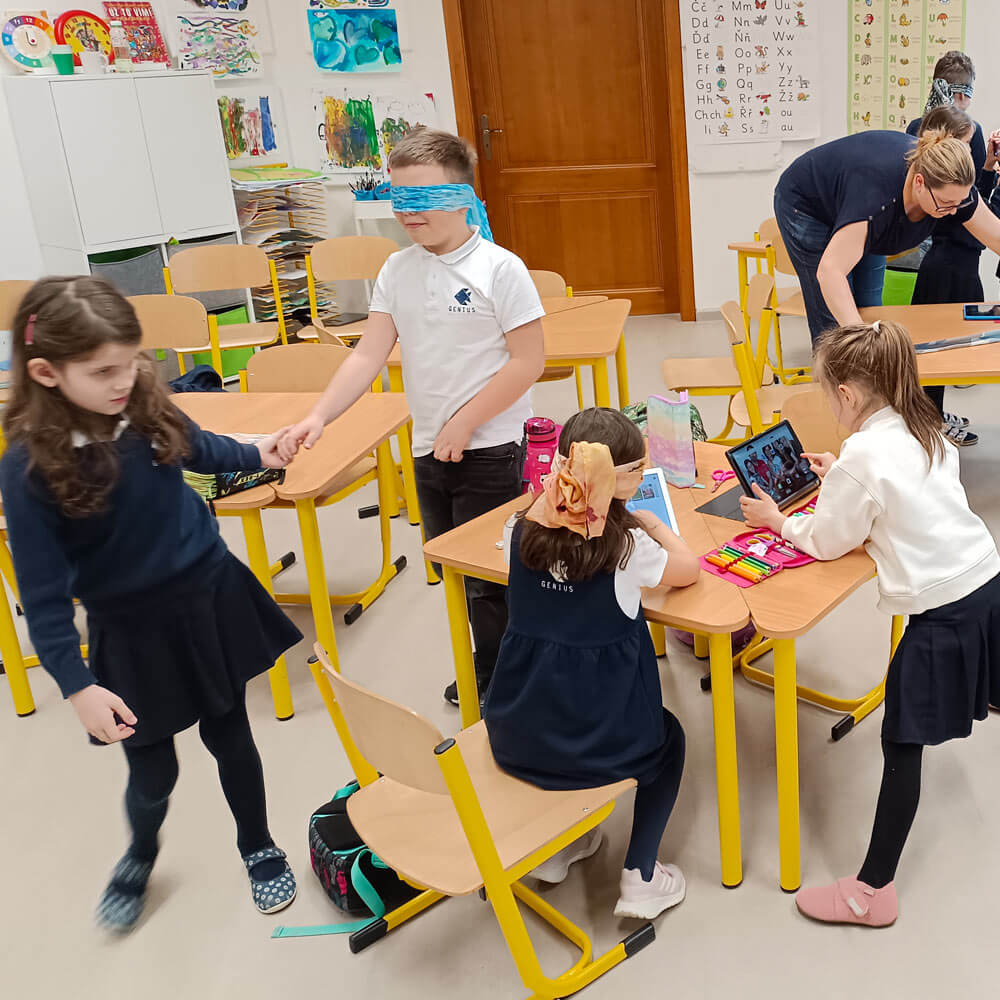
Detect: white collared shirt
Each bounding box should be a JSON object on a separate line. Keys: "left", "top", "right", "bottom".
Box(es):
{"left": 70, "top": 416, "right": 130, "bottom": 449}
{"left": 370, "top": 227, "right": 545, "bottom": 456}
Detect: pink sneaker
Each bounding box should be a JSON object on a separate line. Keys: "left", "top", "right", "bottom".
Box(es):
{"left": 795, "top": 877, "right": 898, "bottom": 927}
{"left": 613, "top": 862, "right": 686, "bottom": 919}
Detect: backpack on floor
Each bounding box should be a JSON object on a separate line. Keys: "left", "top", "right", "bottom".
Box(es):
{"left": 307, "top": 780, "right": 421, "bottom": 918}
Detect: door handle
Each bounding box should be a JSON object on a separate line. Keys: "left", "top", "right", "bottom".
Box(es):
{"left": 480, "top": 114, "right": 504, "bottom": 160}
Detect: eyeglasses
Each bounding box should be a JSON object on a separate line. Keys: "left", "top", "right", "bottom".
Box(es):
{"left": 926, "top": 186, "right": 975, "bottom": 213}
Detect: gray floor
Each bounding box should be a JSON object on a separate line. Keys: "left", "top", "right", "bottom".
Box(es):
{"left": 4, "top": 313, "right": 1000, "bottom": 999}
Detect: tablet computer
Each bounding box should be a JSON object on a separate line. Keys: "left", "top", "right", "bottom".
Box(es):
{"left": 963, "top": 304, "right": 1000, "bottom": 320}
{"left": 625, "top": 468, "right": 680, "bottom": 534}
{"left": 726, "top": 419, "right": 818, "bottom": 511}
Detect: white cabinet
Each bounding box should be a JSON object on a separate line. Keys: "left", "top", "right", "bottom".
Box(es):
{"left": 3, "top": 70, "right": 238, "bottom": 274}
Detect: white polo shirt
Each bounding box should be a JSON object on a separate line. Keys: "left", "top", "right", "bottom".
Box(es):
{"left": 369, "top": 227, "right": 545, "bottom": 457}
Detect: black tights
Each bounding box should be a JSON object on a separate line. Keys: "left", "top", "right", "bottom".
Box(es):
{"left": 857, "top": 738, "right": 923, "bottom": 889}
{"left": 623, "top": 711, "right": 686, "bottom": 881}
{"left": 122, "top": 695, "right": 272, "bottom": 862}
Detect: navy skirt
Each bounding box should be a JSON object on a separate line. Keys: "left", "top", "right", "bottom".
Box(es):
{"left": 883, "top": 573, "right": 1000, "bottom": 746}
{"left": 911, "top": 242, "right": 983, "bottom": 305}
{"left": 86, "top": 549, "right": 302, "bottom": 747}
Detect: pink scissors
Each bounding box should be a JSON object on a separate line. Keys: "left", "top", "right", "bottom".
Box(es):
{"left": 711, "top": 469, "right": 736, "bottom": 493}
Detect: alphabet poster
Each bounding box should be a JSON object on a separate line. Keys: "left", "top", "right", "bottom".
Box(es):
{"left": 848, "top": 0, "right": 966, "bottom": 134}
{"left": 682, "top": 1, "right": 820, "bottom": 145}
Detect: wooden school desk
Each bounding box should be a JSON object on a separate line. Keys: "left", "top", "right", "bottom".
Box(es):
{"left": 384, "top": 297, "right": 631, "bottom": 408}
{"left": 698, "top": 472, "right": 882, "bottom": 892}
{"left": 175, "top": 392, "right": 410, "bottom": 731}
{"left": 860, "top": 303, "right": 1000, "bottom": 386}
{"left": 422, "top": 444, "right": 753, "bottom": 889}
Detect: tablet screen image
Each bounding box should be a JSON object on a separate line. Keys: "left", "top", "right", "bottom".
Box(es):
{"left": 963, "top": 304, "right": 1000, "bottom": 319}
{"left": 626, "top": 468, "right": 680, "bottom": 534}
{"left": 726, "top": 420, "right": 818, "bottom": 510}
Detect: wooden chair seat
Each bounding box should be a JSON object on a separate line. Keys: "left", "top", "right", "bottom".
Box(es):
{"left": 298, "top": 318, "right": 367, "bottom": 343}
{"left": 775, "top": 287, "right": 806, "bottom": 316}
{"left": 348, "top": 720, "right": 634, "bottom": 896}
{"left": 178, "top": 321, "right": 281, "bottom": 354}
{"left": 663, "top": 356, "right": 741, "bottom": 392}
{"left": 730, "top": 381, "right": 805, "bottom": 428}
{"left": 538, "top": 365, "right": 576, "bottom": 382}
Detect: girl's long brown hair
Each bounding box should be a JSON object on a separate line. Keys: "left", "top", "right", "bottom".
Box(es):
{"left": 814, "top": 321, "right": 946, "bottom": 465}
{"left": 518, "top": 408, "right": 644, "bottom": 581}
{"left": 4, "top": 276, "right": 190, "bottom": 518}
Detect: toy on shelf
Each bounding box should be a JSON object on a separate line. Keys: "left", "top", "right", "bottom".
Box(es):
{"left": 2, "top": 12, "right": 56, "bottom": 72}
{"left": 54, "top": 9, "right": 114, "bottom": 67}
{"left": 700, "top": 496, "right": 818, "bottom": 588}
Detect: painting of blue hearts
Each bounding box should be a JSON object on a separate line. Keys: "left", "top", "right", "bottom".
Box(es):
{"left": 308, "top": 8, "right": 401, "bottom": 73}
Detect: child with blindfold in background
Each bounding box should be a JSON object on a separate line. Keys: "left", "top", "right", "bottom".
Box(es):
{"left": 280, "top": 127, "right": 546, "bottom": 709}
{"left": 482, "top": 408, "right": 701, "bottom": 920}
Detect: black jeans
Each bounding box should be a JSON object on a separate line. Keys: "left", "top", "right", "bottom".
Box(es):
{"left": 415, "top": 440, "right": 525, "bottom": 686}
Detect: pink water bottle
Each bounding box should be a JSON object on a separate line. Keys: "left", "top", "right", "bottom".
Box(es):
{"left": 523, "top": 417, "right": 561, "bottom": 493}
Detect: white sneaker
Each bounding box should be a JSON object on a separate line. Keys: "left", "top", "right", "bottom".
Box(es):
{"left": 530, "top": 828, "right": 603, "bottom": 884}
{"left": 613, "top": 862, "right": 686, "bottom": 919}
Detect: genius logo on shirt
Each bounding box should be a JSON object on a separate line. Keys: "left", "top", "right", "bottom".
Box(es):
{"left": 450, "top": 287, "right": 476, "bottom": 313}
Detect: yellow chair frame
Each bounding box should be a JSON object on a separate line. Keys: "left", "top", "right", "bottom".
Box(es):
{"left": 308, "top": 645, "right": 655, "bottom": 999}
{"left": 756, "top": 218, "right": 810, "bottom": 383}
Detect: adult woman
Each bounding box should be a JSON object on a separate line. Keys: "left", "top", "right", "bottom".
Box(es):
{"left": 773, "top": 127, "right": 1000, "bottom": 345}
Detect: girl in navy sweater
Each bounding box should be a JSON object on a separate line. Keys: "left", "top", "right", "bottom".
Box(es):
{"left": 0, "top": 277, "right": 303, "bottom": 931}
{"left": 483, "top": 408, "right": 700, "bottom": 919}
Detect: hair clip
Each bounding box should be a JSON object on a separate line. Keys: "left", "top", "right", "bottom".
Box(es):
{"left": 871, "top": 319, "right": 881, "bottom": 333}
{"left": 24, "top": 314, "right": 37, "bottom": 346}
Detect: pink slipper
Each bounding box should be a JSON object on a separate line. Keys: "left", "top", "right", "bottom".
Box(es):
{"left": 795, "top": 877, "right": 897, "bottom": 927}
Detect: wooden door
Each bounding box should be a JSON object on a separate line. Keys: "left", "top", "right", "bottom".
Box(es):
{"left": 460, "top": 0, "right": 684, "bottom": 314}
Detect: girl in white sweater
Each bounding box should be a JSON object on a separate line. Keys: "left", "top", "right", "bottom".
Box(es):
{"left": 741, "top": 319, "right": 1000, "bottom": 928}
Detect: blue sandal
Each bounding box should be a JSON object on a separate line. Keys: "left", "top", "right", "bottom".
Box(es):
{"left": 243, "top": 846, "right": 297, "bottom": 914}
{"left": 96, "top": 855, "right": 154, "bottom": 933}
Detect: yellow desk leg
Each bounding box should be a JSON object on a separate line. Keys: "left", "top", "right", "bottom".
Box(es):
{"left": 442, "top": 566, "right": 480, "bottom": 728}
{"left": 649, "top": 622, "right": 666, "bottom": 657}
{"left": 241, "top": 509, "right": 294, "bottom": 721}
{"left": 737, "top": 252, "right": 750, "bottom": 315}
{"left": 614, "top": 337, "right": 630, "bottom": 408}
{"left": 388, "top": 365, "right": 404, "bottom": 394}
{"left": 709, "top": 631, "right": 742, "bottom": 887}
{"left": 693, "top": 632, "right": 710, "bottom": 659}
{"left": 0, "top": 582, "right": 33, "bottom": 717}
{"left": 396, "top": 421, "right": 422, "bottom": 528}
{"left": 591, "top": 359, "right": 611, "bottom": 408}
{"left": 773, "top": 637, "right": 801, "bottom": 892}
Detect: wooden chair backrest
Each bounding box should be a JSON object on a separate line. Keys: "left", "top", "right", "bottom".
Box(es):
{"left": 528, "top": 270, "right": 568, "bottom": 297}
{"left": 722, "top": 299, "right": 750, "bottom": 351}
{"left": 781, "top": 387, "right": 849, "bottom": 456}
{"left": 128, "top": 294, "right": 210, "bottom": 352}
{"left": 244, "top": 343, "right": 353, "bottom": 393}
{"left": 316, "top": 646, "right": 447, "bottom": 794}
{"left": 309, "top": 236, "right": 398, "bottom": 283}
{"left": 758, "top": 217, "right": 796, "bottom": 276}
{"left": 169, "top": 244, "right": 272, "bottom": 293}
{"left": 0, "top": 280, "right": 34, "bottom": 330}
{"left": 746, "top": 272, "right": 776, "bottom": 322}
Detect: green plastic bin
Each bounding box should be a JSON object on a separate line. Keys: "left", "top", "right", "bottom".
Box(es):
{"left": 882, "top": 267, "right": 917, "bottom": 306}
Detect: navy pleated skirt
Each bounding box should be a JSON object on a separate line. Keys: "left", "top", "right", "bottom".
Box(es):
{"left": 910, "top": 242, "right": 983, "bottom": 305}
{"left": 86, "top": 548, "right": 302, "bottom": 747}
{"left": 883, "top": 573, "right": 1000, "bottom": 746}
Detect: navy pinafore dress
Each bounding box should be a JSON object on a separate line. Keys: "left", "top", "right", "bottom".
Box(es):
{"left": 483, "top": 521, "right": 679, "bottom": 791}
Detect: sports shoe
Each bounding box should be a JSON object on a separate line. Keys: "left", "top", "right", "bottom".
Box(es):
{"left": 96, "top": 854, "right": 154, "bottom": 933}
{"left": 530, "top": 828, "right": 603, "bottom": 884}
{"left": 795, "top": 876, "right": 897, "bottom": 927}
{"left": 944, "top": 422, "right": 978, "bottom": 447}
{"left": 443, "top": 677, "right": 490, "bottom": 708}
{"left": 944, "top": 411, "right": 970, "bottom": 428}
{"left": 613, "top": 861, "right": 686, "bottom": 919}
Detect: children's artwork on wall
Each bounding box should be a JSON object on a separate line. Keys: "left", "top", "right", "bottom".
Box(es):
{"left": 217, "top": 93, "right": 280, "bottom": 160}
{"left": 177, "top": 12, "right": 260, "bottom": 77}
{"left": 182, "top": 0, "right": 248, "bottom": 9}
{"left": 308, "top": 7, "right": 401, "bottom": 73}
{"left": 372, "top": 93, "right": 437, "bottom": 158}
{"left": 314, "top": 90, "right": 383, "bottom": 174}
{"left": 309, "top": 1, "right": 390, "bottom": 7}
{"left": 102, "top": 3, "right": 167, "bottom": 65}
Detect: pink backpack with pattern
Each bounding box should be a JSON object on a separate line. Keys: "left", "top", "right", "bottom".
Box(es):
{"left": 522, "top": 417, "right": 561, "bottom": 493}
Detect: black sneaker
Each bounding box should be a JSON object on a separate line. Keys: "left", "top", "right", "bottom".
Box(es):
{"left": 443, "top": 678, "right": 490, "bottom": 708}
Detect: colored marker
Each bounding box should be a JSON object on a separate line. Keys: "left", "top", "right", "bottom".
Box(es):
{"left": 730, "top": 563, "right": 763, "bottom": 583}
{"left": 706, "top": 554, "right": 733, "bottom": 569}
{"left": 720, "top": 545, "right": 745, "bottom": 560}
{"left": 742, "top": 555, "right": 777, "bottom": 573}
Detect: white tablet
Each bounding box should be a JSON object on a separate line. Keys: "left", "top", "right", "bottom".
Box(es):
{"left": 625, "top": 468, "right": 680, "bottom": 535}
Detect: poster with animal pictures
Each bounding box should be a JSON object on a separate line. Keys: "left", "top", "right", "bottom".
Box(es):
{"left": 848, "top": 0, "right": 966, "bottom": 134}
{"left": 314, "top": 90, "right": 437, "bottom": 178}
{"left": 681, "top": 0, "right": 820, "bottom": 145}
{"left": 217, "top": 91, "right": 281, "bottom": 161}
